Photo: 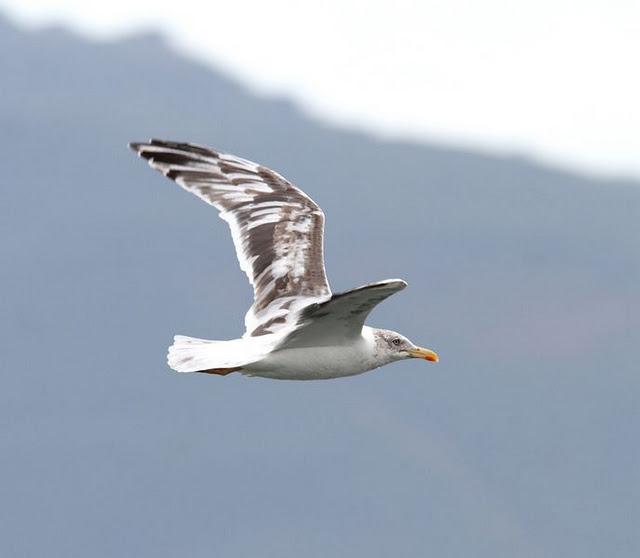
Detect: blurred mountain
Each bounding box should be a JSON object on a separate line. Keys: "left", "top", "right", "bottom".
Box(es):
{"left": 1, "top": 12, "right": 638, "bottom": 558}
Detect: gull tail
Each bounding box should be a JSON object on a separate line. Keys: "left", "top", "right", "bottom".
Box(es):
{"left": 167, "top": 335, "right": 267, "bottom": 375}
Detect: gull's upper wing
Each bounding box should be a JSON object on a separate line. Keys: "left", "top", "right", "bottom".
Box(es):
{"left": 278, "top": 279, "right": 408, "bottom": 349}
{"left": 130, "top": 139, "right": 331, "bottom": 336}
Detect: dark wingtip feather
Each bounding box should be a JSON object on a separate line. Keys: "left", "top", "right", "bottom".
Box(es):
{"left": 148, "top": 139, "right": 219, "bottom": 158}
{"left": 150, "top": 138, "right": 183, "bottom": 149}
{"left": 128, "top": 141, "right": 149, "bottom": 155}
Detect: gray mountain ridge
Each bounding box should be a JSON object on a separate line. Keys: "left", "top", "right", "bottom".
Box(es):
{"left": 1, "top": 13, "right": 638, "bottom": 558}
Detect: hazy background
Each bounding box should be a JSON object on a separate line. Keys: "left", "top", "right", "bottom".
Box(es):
{"left": 3, "top": 0, "right": 640, "bottom": 177}
{"left": 1, "top": 4, "right": 639, "bottom": 557}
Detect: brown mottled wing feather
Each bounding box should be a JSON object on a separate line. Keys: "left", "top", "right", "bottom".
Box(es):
{"left": 129, "top": 139, "right": 331, "bottom": 336}
{"left": 278, "top": 279, "right": 408, "bottom": 348}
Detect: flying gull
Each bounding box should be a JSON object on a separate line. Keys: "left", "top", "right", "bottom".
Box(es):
{"left": 129, "top": 139, "right": 439, "bottom": 380}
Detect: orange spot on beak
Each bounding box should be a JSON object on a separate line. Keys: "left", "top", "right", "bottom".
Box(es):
{"left": 407, "top": 347, "right": 439, "bottom": 362}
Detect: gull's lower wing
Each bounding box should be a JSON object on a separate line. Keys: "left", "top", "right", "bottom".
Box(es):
{"left": 278, "top": 279, "right": 408, "bottom": 349}
{"left": 129, "top": 139, "right": 331, "bottom": 336}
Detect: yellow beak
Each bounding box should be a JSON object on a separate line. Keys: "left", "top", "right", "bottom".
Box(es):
{"left": 407, "top": 347, "right": 439, "bottom": 362}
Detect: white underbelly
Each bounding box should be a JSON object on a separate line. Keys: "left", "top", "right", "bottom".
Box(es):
{"left": 243, "top": 342, "right": 377, "bottom": 380}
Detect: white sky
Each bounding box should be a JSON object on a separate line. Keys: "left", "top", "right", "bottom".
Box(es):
{"left": 3, "top": 0, "right": 640, "bottom": 178}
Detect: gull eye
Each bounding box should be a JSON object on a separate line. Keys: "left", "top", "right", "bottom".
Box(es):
{"left": 392, "top": 338, "right": 401, "bottom": 346}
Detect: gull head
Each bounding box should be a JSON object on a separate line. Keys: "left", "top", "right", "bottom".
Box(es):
{"left": 373, "top": 329, "right": 439, "bottom": 364}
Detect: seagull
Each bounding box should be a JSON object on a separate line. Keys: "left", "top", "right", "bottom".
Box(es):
{"left": 129, "top": 139, "right": 439, "bottom": 380}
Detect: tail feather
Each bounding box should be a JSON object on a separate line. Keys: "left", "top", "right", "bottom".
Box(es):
{"left": 167, "top": 335, "right": 266, "bottom": 373}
